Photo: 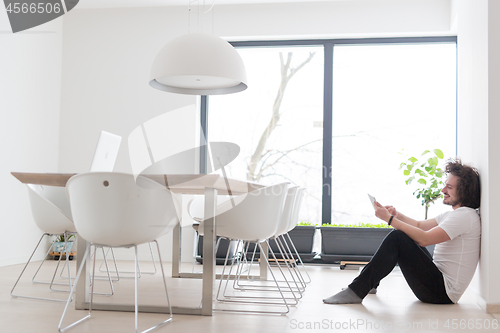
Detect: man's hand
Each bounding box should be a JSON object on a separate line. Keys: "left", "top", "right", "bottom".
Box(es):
{"left": 384, "top": 205, "right": 398, "bottom": 218}
{"left": 374, "top": 201, "right": 392, "bottom": 223}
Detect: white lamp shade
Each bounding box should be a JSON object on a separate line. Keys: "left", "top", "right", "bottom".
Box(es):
{"left": 149, "top": 32, "right": 248, "bottom": 95}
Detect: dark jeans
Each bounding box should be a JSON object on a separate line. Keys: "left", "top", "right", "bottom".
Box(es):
{"left": 348, "top": 229, "right": 453, "bottom": 304}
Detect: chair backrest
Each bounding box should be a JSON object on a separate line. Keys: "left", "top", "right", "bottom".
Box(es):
{"left": 213, "top": 183, "right": 289, "bottom": 242}
{"left": 66, "top": 172, "right": 179, "bottom": 247}
{"left": 27, "top": 184, "right": 76, "bottom": 234}
{"left": 286, "top": 188, "right": 305, "bottom": 233}
{"left": 274, "top": 186, "right": 299, "bottom": 236}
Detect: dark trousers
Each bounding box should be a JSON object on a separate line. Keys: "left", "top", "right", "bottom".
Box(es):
{"left": 348, "top": 229, "right": 453, "bottom": 304}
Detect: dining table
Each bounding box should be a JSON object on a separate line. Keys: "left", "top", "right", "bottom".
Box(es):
{"left": 11, "top": 171, "right": 265, "bottom": 316}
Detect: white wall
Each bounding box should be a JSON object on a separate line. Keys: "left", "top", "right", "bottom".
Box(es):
{"left": 0, "top": 16, "right": 63, "bottom": 266}
{"left": 456, "top": 0, "right": 500, "bottom": 312}
{"left": 215, "top": 0, "right": 452, "bottom": 39}
{"left": 59, "top": 7, "right": 197, "bottom": 262}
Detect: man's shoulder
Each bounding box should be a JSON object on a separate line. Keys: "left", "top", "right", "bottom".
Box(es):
{"left": 435, "top": 207, "right": 480, "bottom": 224}
{"left": 453, "top": 206, "right": 480, "bottom": 217}
{"left": 436, "top": 207, "right": 480, "bottom": 239}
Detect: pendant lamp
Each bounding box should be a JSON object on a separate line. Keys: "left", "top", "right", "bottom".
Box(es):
{"left": 149, "top": 32, "right": 248, "bottom": 95}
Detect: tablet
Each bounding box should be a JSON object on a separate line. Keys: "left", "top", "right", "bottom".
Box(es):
{"left": 367, "top": 193, "right": 376, "bottom": 209}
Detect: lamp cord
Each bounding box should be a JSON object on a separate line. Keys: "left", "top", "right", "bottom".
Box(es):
{"left": 187, "top": 0, "right": 215, "bottom": 34}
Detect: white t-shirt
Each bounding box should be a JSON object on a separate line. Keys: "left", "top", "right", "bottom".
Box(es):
{"left": 433, "top": 207, "right": 481, "bottom": 303}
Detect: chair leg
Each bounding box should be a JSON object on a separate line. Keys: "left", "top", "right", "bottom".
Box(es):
{"left": 215, "top": 241, "right": 291, "bottom": 315}
{"left": 217, "top": 240, "right": 241, "bottom": 300}
{"left": 59, "top": 242, "right": 172, "bottom": 333}
{"left": 285, "top": 233, "right": 312, "bottom": 284}
{"left": 88, "top": 247, "right": 115, "bottom": 296}
{"left": 99, "top": 243, "right": 158, "bottom": 278}
{"left": 96, "top": 247, "right": 120, "bottom": 282}
{"left": 278, "top": 234, "right": 308, "bottom": 287}
{"left": 58, "top": 244, "right": 92, "bottom": 332}
{"left": 134, "top": 241, "right": 172, "bottom": 333}
{"left": 233, "top": 240, "right": 303, "bottom": 297}
{"left": 274, "top": 235, "right": 306, "bottom": 293}
{"left": 31, "top": 238, "right": 56, "bottom": 284}
{"left": 11, "top": 233, "right": 73, "bottom": 302}
{"left": 32, "top": 237, "right": 73, "bottom": 288}
{"left": 58, "top": 232, "right": 78, "bottom": 283}
{"left": 225, "top": 240, "right": 301, "bottom": 303}
{"left": 228, "top": 241, "right": 254, "bottom": 291}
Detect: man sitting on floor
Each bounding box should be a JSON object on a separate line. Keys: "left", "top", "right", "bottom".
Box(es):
{"left": 324, "top": 159, "right": 481, "bottom": 305}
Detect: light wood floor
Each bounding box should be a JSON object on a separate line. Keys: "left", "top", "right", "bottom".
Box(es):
{"left": 1, "top": 259, "right": 498, "bottom": 332}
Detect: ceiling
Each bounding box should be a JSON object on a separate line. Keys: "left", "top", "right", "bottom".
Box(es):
{"left": 76, "top": 0, "right": 341, "bottom": 9}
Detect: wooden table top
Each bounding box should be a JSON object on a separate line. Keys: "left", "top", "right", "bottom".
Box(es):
{"left": 11, "top": 172, "right": 263, "bottom": 195}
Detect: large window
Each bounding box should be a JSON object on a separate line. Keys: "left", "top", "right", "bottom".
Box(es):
{"left": 207, "top": 46, "right": 324, "bottom": 223}
{"left": 330, "top": 42, "right": 457, "bottom": 224}
{"left": 205, "top": 37, "right": 457, "bottom": 225}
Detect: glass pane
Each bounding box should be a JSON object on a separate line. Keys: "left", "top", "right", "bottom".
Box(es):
{"left": 330, "top": 43, "right": 457, "bottom": 224}
{"left": 209, "top": 46, "right": 324, "bottom": 223}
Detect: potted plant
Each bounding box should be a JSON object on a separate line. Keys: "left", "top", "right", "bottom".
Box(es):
{"left": 399, "top": 149, "right": 445, "bottom": 219}
{"left": 51, "top": 234, "right": 75, "bottom": 260}
{"left": 319, "top": 223, "right": 392, "bottom": 263}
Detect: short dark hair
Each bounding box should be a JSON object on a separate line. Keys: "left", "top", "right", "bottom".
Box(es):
{"left": 444, "top": 159, "right": 481, "bottom": 209}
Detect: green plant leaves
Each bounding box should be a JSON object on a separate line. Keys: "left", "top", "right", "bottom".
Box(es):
{"left": 434, "top": 149, "right": 444, "bottom": 159}
{"left": 297, "top": 221, "right": 319, "bottom": 226}
{"left": 321, "top": 223, "right": 391, "bottom": 228}
{"left": 432, "top": 156, "right": 439, "bottom": 165}
{"left": 400, "top": 149, "right": 446, "bottom": 209}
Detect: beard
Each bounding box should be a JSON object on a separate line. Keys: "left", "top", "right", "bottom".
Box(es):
{"left": 443, "top": 196, "right": 460, "bottom": 207}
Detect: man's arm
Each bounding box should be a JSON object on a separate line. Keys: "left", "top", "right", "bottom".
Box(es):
{"left": 376, "top": 203, "right": 450, "bottom": 247}
{"left": 385, "top": 206, "right": 438, "bottom": 231}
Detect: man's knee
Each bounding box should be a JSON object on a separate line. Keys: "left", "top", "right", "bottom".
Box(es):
{"left": 385, "top": 229, "right": 412, "bottom": 242}
{"left": 384, "top": 229, "right": 421, "bottom": 250}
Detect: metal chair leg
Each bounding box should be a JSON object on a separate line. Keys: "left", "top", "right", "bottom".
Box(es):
{"left": 134, "top": 241, "right": 172, "bottom": 333}
{"left": 58, "top": 244, "right": 92, "bottom": 332}
{"left": 234, "top": 239, "right": 304, "bottom": 297}
{"left": 223, "top": 240, "right": 301, "bottom": 303}
{"left": 11, "top": 233, "right": 73, "bottom": 302}
{"left": 285, "top": 232, "right": 312, "bottom": 284}
{"left": 215, "top": 240, "right": 291, "bottom": 315}
{"left": 94, "top": 247, "right": 120, "bottom": 282}
{"left": 99, "top": 242, "right": 158, "bottom": 278}
{"left": 88, "top": 247, "right": 115, "bottom": 296}
{"left": 59, "top": 242, "right": 172, "bottom": 333}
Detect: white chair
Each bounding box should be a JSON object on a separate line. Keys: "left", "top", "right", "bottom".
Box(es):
{"left": 187, "top": 195, "right": 237, "bottom": 272}
{"left": 282, "top": 188, "right": 310, "bottom": 283}
{"left": 59, "top": 172, "right": 178, "bottom": 333}
{"left": 11, "top": 184, "right": 77, "bottom": 302}
{"left": 196, "top": 182, "right": 292, "bottom": 314}
{"left": 232, "top": 186, "right": 304, "bottom": 302}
